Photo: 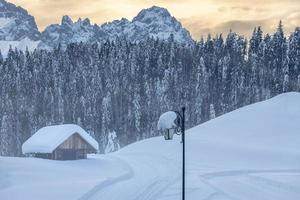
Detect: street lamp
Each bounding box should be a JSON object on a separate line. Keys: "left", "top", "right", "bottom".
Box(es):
{"left": 157, "top": 107, "right": 185, "bottom": 200}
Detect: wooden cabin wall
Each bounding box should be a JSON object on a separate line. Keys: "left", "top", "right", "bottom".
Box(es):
{"left": 34, "top": 153, "right": 53, "bottom": 159}
{"left": 52, "top": 133, "right": 96, "bottom": 160}
{"left": 53, "top": 149, "right": 87, "bottom": 160}
{"left": 32, "top": 133, "right": 97, "bottom": 160}
{"left": 57, "top": 133, "right": 94, "bottom": 151}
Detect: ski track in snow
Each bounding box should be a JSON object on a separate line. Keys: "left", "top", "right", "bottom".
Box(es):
{"left": 125, "top": 152, "right": 181, "bottom": 200}
{"left": 79, "top": 152, "right": 181, "bottom": 200}
{"left": 81, "top": 157, "right": 300, "bottom": 200}
{"left": 77, "top": 156, "right": 134, "bottom": 200}
{"left": 127, "top": 152, "right": 182, "bottom": 200}
{"left": 132, "top": 174, "right": 181, "bottom": 200}
{"left": 200, "top": 169, "right": 300, "bottom": 180}
{"left": 198, "top": 169, "right": 300, "bottom": 200}
{"left": 77, "top": 161, "right": 300, "bottom": 200}
{"left": 198, "top": 175, "right": 239, "bottom": 200}
{"left": 2, "top": 93, "right": 300, "bottom": 200}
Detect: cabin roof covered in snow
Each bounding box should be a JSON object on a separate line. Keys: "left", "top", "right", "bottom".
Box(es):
{"left": 22, "top": 124, "right": 99, "bottom": 154}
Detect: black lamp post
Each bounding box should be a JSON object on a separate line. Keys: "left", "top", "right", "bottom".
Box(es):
{"left": 158, "top": 107, "right": 185, "bottom": 200}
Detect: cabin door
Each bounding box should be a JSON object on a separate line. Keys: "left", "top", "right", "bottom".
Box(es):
{"left": 62, "top": 150, "right": 77, "bottom": 160}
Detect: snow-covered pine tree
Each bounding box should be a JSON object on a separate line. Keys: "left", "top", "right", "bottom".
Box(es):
{"left": 288, "top": 27, "right": 300, "bottom": 91}
{"left": 104, "top": 131, "right": 120, "bottom": 153}
{"left": 209, "top": 104, "right": 216, "bottom": 120}
{"left": 271, "top": 21, "right": 287, "bottom": 95}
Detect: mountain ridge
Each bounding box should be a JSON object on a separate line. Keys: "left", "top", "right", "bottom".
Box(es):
{"left": 0, "top": 1, "right": 193, "bottom": 51}
{"left": 0, "top": 0, "right": 40, "bottom": 41}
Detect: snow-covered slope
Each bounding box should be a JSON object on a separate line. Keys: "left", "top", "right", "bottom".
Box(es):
{"left": 0, "top": 0, "right": 40, "bottom": 41}
{"left": 0, "top": 38, "right": 39, "bottom": 57}
{"left": 0, "top": 0, "right": 40, "bottom": 56}
{"left": 1, "top": 92, "right": 300, "bottom": 200}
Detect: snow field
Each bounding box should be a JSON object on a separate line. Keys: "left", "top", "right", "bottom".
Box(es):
{"left": 1, "top": 92, "right": 300, "bottom": 200}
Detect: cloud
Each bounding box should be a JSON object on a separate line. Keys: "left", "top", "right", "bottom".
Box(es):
{"left": 182, "top": 16, "right": 298, "bottom": 39}
{"left": 212, "top": 20, "right": 272, "bottom": 36}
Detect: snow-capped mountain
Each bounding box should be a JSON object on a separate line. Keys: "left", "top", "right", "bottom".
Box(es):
{"left": 101, "top": 6, "right": 193, "bottom": 44}
{"left": 0, "top": 0, "right": 193, "bottom": 51}
{"left": 40, "top": 6, "right": 193, "bottom": 49}
{"left": 0, "top": 0, "right": 40, "bottom": 41}
{"left": 100, "top": 18, "right": 130, "bottom": 39}
{"left": 39, "top": 16, "right": 104, "bottom": 49}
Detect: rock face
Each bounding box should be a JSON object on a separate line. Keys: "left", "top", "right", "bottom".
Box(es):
{"left": 118, "top": 6, "right": 192, "bottom": 43}
{"left": 0, "top": 0, "right": 193, "bottom": 49}
{"left": 39, "top": 16, "right": 105, "bottom": 49}
{"left": 40, "top": 6, "right": 193, "bottom": 48}
{"left": 0, "top": 0, "right": 40, "bottom": 41}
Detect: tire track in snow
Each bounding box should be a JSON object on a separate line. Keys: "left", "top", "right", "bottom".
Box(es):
{"left": 201, "top": 169, "right": 300, "bottom": 180}
{"left": 77, "top": 156, "right": 134, "bottom": 200}
{"left": 121, "top": 152, "right": 182, "bottom": 200}
{"left": 246, "top": 174, "right": 300, "bottom": 194}
{"left": 198, "top": 169, "right": 300, "bottom": 200}
{"left": 198, "top": 176, "right": 239, "bottom": 200}
{"left": 79, "top": 152, "right": 181, "bottom": 200}
{"left": 132, "top": 174, "right": 181, "bottom": 200}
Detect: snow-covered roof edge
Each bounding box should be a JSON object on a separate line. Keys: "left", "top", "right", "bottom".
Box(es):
{"left": 22, "top": 124, "right": 99, "bottom": 154}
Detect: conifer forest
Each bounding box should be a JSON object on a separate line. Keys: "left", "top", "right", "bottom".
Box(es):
{"left": 1, "top": 22, "right": 300, "bottom": 156}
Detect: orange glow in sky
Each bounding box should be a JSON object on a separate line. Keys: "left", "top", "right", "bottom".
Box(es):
{"left": 9, "top": 0, "right": 300, "bottom": 39}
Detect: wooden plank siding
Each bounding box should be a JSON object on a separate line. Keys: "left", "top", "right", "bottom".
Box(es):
{"left": 34, "top": 133, "right": 97, "bottom": 160}
{"left": 57, "top": 133, "right": 94, "bottom": 150}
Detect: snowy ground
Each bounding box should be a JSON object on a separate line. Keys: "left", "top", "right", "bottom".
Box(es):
{"left": 1, "top": 92, "right": 300, "bottom": 200}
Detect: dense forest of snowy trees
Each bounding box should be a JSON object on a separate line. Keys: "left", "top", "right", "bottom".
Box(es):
{"left": 1, "top": 22, "right": 300, "bottom": 156}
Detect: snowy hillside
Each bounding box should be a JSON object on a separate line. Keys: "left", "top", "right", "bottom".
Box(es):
{"left": 0, "top": 38, "right": 40, "bottom": 57}
{"left": 1, "top": 92, "right": 300, "bottom": 200}
{"left": 0, "top": 0, "right": 40, "bottom": 56}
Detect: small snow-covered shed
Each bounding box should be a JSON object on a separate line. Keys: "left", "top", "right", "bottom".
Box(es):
{"left": 22, "top": 124, "right": 99, "bottom": 160}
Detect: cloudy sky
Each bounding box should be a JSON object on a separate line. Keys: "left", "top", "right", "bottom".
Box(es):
{"left": 10, "top": 0, "right": 300, "bottom": 39}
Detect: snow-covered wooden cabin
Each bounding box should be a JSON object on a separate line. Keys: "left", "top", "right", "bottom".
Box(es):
{"left": 22, "top": 124, "right": 99, "bottom": 160}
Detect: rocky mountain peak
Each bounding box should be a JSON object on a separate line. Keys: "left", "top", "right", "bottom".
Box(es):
{"left": 133, "top": 6, "right": 171, "bottom": 22}
{"left": 0, "top": 1, "right": 193, "bottom": 49}
{"left": 100, "top": 5, "right": 193, "bottom": 44}
{"left": 82, "top": 18, "right": 91, "bottom": 26}
{"left": 61, "top": 15, "right": 73, "bottom": 26}
{"left": 0, "top": 0, "right": 40, "bottom": 40}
